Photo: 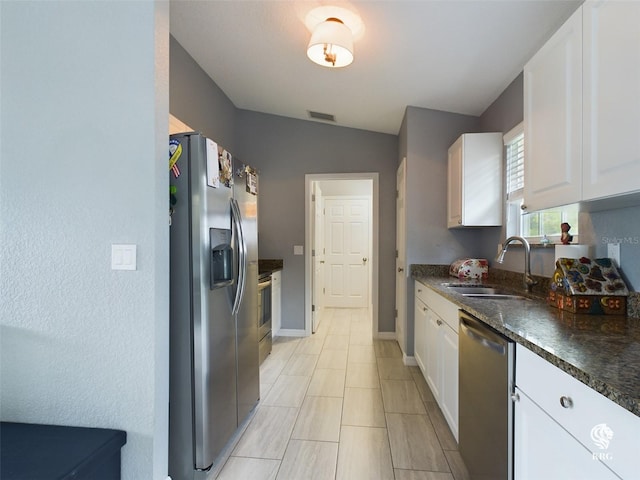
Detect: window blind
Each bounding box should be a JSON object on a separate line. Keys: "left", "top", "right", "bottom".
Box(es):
{"left": 506, "top": 132, "right": 524, "bottom": 198}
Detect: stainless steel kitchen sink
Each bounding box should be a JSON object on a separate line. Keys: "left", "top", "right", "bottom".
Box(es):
{"left": 462, "top": 293, "right": 527, "bottom": 300}
{"left": 443, "top": 284, "right": 527, "bottom": 300}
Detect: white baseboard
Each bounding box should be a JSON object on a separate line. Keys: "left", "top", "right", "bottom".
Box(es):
{"left": 275, "top": 328, "right": 307, "bottom": 338}
{"left": 403, "top": 354, "right": 418, "bottom": 367}
{"left": 375, "top": 331, "right": 397, "bottom": 340}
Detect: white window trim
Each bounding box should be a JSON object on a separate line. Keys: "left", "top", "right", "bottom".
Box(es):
{"left": 503, "top": 122, "right": 579, "bottom": 245}
{"left": 504, "top": 122, "right": 524, "bottom": 238}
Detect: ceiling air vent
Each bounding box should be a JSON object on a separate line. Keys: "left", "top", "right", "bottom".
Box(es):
{"left": 308, "top": 110, "right": 336, "bottom": 122}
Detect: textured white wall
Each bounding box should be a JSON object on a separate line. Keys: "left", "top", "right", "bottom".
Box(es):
{"left": 0, "top": 1, "right": 170, "bottom": 479}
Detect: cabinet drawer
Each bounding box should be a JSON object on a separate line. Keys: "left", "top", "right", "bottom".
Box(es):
{"left": 516, "top": 344, "right": 639, "bottom": 479}
{"left": 415, "top": 280, "right": 429, "bottom": 305}
{"left": 424, "top": 288, "right": 459, "bottom": 333}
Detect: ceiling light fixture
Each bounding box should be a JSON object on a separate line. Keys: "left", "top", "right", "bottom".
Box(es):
{"left": 307, "top": 16, "right": 354, "bottom": 68}
{"left": 305, "top": 6, "right": 363, "bottom": 69}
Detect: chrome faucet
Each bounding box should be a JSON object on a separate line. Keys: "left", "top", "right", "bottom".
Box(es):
{"left": 495, "top": 236, "right": 538, "bottom": 293}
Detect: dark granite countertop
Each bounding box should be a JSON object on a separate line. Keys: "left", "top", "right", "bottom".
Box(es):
{"left": 411, "top": 266, "right": 640, "bottom": 417}
{"left": 259, "top": 259, "right": 283, "bottom": 276}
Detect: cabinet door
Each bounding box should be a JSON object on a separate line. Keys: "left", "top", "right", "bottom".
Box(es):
{"left": 514, "top": 387, "right": 618, "bottom": 480}
{"left": 425, "top": 310, "right": 441, "bottom": 400}
{"left": 517, "top": 344, "right": 640, "bottom": 479}
{"left": 414, "top": 296, "right": 428, "bottom": 375}
{"left": 447, "top": 136, "right": 463, "bottom": 228}
{"left": 523, "top": 7, "right": 582, "bottom": 212}
{"left": 440, "top": 325, "right": 458, "bottom": 442}
{"left": 583, "top": 0, "right": 640, "bottom": 200}
{"left": 271, "top": 271, "right": 281, "bottom": 335}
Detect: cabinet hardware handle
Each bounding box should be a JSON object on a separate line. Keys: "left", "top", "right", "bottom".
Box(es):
{"left": 560, "top": 396, "right": 573, "bottom": 408}
{"left": 520, "top": 204, "right": 527, "bottom": 211}
{"left": 422, "top": 307, "right": 427, "bottom": 312}
{"left": 436, "top": 319, "right": 443, "bottom": 326}
{"left": 418, "top": 289, "right": 422, "bottom": 292}
{"left": 398, "top": 267, "right": 404, "bottom": 272}
{"left": 511, "top": 393, "right": 520, "bottom": 402}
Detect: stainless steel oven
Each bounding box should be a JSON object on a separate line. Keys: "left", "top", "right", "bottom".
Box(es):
{"left": 257, "top": 273, "right": 272, "bottom": 364}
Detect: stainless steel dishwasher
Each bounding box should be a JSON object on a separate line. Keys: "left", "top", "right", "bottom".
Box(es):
{"left": 459, "top": 310, "right": 515, "bottom": 480}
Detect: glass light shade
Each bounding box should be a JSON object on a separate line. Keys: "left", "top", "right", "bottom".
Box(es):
{"left": 307, "top": 18, "right": 354, "bottom": 68}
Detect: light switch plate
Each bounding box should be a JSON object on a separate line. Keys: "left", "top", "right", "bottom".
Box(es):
{"left": 112, "top": 244, "right": 137, "bottom": 270}
{"left": 293, "top": 245, "right": 304, "bottom": 255}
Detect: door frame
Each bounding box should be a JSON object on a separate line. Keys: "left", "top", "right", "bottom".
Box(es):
{"left": 304, "top": 173, "right": 379, "bottom": 336}
{"left": 395, "top": 157, "right": 408, "bottom": 356}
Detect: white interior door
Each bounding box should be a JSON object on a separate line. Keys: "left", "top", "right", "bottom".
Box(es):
{"left": 324, "top": 197, "right": 370, "bottom": 308}
{"left": 312, "top": 184, "right": 325, "bottom": 332}
{"left": 395, "top": 158, "right": 407, "bottom": 353}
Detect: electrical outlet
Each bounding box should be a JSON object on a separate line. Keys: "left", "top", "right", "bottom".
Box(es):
{"left": 607, "top": 243, "right": 620, "bottom": 267}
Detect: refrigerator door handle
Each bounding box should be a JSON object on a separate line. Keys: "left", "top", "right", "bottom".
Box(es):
{"left": 235, "top": 199, "right": 247, "bottom": 312}
{"left": 231, "top": 198, "right": 247, "bottom": 315}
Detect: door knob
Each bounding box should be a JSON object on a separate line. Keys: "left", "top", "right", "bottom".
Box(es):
{"left": 362, "top": 257, "right": 368, "bottom": 263}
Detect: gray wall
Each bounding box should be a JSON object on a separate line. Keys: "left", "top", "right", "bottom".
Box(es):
{"left": 400, "top": 106, "right": 481, "bottom": 355}
{"left": 236, "top": 110, "right": 398, "bottom": 332}
{"left": 404, "top": 107, "right": 482, "bottom": 266}
{"left": 477, "top": 72, "right": 557, "bottom": 276}
{"left": 170, "top": 36, "right": 237, "bottom": 151}
{"left": 581, "top": 206, "right": 640, "bottom": 290}
{"left": 1, "top": 2, "right": 170, "bottom": 479}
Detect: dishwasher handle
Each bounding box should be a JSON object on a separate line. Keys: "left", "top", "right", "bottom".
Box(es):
{"left": 460, "top": 314, "right": 507, "bottom": 356}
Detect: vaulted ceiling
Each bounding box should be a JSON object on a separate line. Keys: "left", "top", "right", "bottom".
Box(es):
{"left": 170, "top": 0, "right": 581, "bottom": 135}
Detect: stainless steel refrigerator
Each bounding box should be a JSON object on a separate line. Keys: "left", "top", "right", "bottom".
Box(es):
{"left": 168, "top": 132, "right": 260, "bottom": 479}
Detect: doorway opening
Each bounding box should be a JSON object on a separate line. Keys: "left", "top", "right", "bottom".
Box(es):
{"left": 304, "top": 173, "right": 379, "bottom": 337}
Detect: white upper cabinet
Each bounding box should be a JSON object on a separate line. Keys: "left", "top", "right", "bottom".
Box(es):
{"left": 447, "top": 133, "right": 503, "bottom": 228}
{"left": 524, "top": 1, "right": 640, "bottom": 212}
{"left": 523, "top": 7, "right": 583, "bottom": 212}
{"left": 582, "top": 0, "right": 640, "bottom": 200}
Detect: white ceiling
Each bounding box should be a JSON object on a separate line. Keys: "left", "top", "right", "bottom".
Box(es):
{"left": 170, "top": 0, "right": 581, "bottom": 135}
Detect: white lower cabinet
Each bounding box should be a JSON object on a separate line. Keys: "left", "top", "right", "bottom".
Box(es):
{"left": 414, "top": 281, "right": 459, "bottom": 441}
{"left": 515, "top": 344, "right": 639, "bottom": 480}
{"left": 414, "top": 295, "right": 428, "bottom": 374}
{"left": 271, "top": 270, "right": 281, "bottom": 335}
{"left": 514, "top": 386, "right": 618, "bottom": 480}
{"left": 424, "top": 308, "right": 441, "bottom": 401}
{"left": 440, "top": 323, "right": 458, "bottom": 438}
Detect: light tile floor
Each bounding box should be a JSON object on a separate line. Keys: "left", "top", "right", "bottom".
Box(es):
{"left": 214, "top": 308, "right": 470, "bottom": 480}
